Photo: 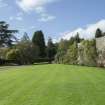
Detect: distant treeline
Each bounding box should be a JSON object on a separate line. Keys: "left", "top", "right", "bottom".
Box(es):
{"left": 0, "top": 21, "right": 57, "bottom": 65}
{"left": 0, "top": 21, "right": 105, "bottom": 67}
{"left": 55, "top": 28, "right": 105, "bottom": 67}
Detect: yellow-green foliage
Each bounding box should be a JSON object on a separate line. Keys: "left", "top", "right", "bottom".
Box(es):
{"left": 64, "top": 42, "right": 78, "bottom": 64}
{"left": 79, "top": 40, "right": 97, "bottom": 66}
{"left": 6, "top": 49, "right": 21, "bottom": 60}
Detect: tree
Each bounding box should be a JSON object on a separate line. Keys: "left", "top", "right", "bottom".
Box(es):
{"left": 46, "top": 37, "right": 56, "bottom": 63}
{"left": 0, "top": 47, "right": 10, "bottom": 59}
{"left": 32, "top": 30, "right": 46, "bottom": 57}
{"left": 78, "top": 40, "right": 97, "bottom": 66}
{"left": 6, "top": 49, "right": 21, "bottom": 64}
{"left": 95, "top": 28, "right": 102, "bottom": 38}
{"left": 0, "top": 21, "right": 18, "bottom": 47}
{"left": 21, "top": 32, "right": 30, "bottom": 43}
{"left": 68, "top": 33, "right": 84, "bottom": 45}
{"left": 103, "top": 32, "right": 105, "bottom": 36}
{"left": 54, "top": 39, "right": 69, "bottom": 63}
{"left": 64, "top": 42, "right": 78, "bottom": 64}
{"left": 74, "top": 32, "right": 81, "bottom": 43}
{"left": 14, "top": 33, "right": 40, "bottom": 64}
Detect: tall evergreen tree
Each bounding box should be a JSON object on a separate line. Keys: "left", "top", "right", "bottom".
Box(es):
{"left": 47, "top": 37, "right": 56, "bottom": 61}
{"left": 0, "top": 21, "right": 18, "bottom": 47}
{"left": 75, "top": 32, "right": 81, "bottom": 43}
{"left": 21, "top": 32, "right": 30, "bottom": 43}
{"left": 95, "top": 28, "right": 102, "bottom": 38}
{"left": 32, "top": 30, "right": 46, "bottom": 57}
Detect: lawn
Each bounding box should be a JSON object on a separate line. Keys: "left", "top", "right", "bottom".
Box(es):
{"left": 0, "top": 64, "right": 105, "bottom": 105}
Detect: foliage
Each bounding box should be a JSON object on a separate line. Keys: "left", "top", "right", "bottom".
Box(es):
{"left": 69, "top": 33, "right": 84, "bottom": 44}
{"left": 64, "top": 42, "right": 78, "bottom": 64}
{"left": 6, "top": 33, "right": 40, "bottom": 65}
{"left": 103, "top": 33, "right": 105, "bottom": 36}
{"left": 78, "top": 40, "right": 97, "bottom": 66}
{"left": 0, "top": 21, "right": 18, "bottom": 47}
{"left": 32, "top": 30, "right": 46, "bottom": 58}
{"left": 0, "top": 47, "right": 10, "bottom": 59}
{"left": 0, "top": 29, "right": 57, "bottom": 65}
{"left": 14, "top": 40, "right": 40, "bottom": 64}
{"left": 0, "top": 21, "right": 104, "bottom": 67}
{"left": 55, "top": 34, "right": 83, "bottom": 64}
{"left": 21, "top": 32, "right": 30, "bottom": 43}
{"left": 95, "top": 28, "right": 103, "bottom": 38}
{"left": 74, "top": 32, "right": 81, "bottom": 43}
{"left": 54, "top": 39, "right": 69, "bottom": 63}
{"left": 46, "top": 37, "right": 57, "bottom": 62}
{"left": 6, "top": 49, "right": 21, "bottom": 61}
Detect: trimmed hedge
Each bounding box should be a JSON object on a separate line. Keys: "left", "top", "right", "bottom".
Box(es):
{"left": 0, "top": 59, "right": 21, "bottom": 65}
{"left": 0, "top": 58, "right": 54, "bottom": 65}
{"left": 33, "top": 58, "right": 54, "bottom": 63}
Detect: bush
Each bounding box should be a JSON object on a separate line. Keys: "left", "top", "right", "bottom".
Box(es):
{"left": 34, "top": 58, "right": 54, "bottom": 63}
{"left": 6, "top": 49, "right": 21, "bottom": 61}
{"left": 64, "top": 42, "right": 78, "bottom": 64}
{"left": 78, "top": 40, "right": 97, "bottom": 66}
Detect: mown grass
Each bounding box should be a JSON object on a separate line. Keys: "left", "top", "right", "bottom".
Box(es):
{"left": 0, "top": 64, "right": 105, "bottom": 105}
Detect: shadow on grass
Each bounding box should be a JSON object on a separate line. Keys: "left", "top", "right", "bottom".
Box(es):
{"left": 33, "top": 62, "right": 51, "bottom": 65}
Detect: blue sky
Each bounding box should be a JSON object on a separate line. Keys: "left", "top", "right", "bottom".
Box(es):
{"left": 0, "top": 0, "right": 105, "bottom": 40}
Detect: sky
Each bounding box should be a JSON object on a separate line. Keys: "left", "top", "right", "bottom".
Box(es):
{"left": 0, "top": 0, "right": 105, "bottom": 41}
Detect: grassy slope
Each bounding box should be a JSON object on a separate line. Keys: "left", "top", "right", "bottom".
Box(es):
{"left": 0, "top": 64, "right": 105, "bottom": 105}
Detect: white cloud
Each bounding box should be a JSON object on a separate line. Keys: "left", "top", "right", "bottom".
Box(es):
{"left": 38, "top": 13, "right": 56, "bottom": 22}
{"left": 9, "top": 16, "right": 23, "bottom": 21}
{"left": 35, "top": 6, "right": 46, "bottom": 14}
{"left": 0, "top": 0, "right": 8, "bottom": 8}
{"left": 16, "top": 0, "right": 57, "bottom": 12}
{"left": 16, "top": 17, "right": 23, "bottom": 21}
{"left": 62, "top": 19, "right": 105, "bottom": 40}
{"left": 16, "top": 0, "right": 58, "bottom": 22}
{"left": 29, "top": 26, "right": 36, "bottom": 30}
{"left": 9, "top": 12, "right": 23, "bottom": 21}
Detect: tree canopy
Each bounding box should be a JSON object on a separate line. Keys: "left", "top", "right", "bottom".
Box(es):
{"left": 46, "top": 37, "right": 56, "bottom": 62}
{"left": 95, "top": 28, "right": 103, "bottom": 38}
{"left": 32, "top": 30, "right": 46, "bottom": 58}
{"left": 0, "top": 21, "right": 18, "bottom": 47}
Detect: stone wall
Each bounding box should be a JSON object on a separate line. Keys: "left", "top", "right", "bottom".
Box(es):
{"left": 96, "top": 36, "right": 105, "bottom": 52}
{"left": 96, "top": 36, "right": 105, "bottom": 67}
{"left": 77, "top": 37, "right": 105, "bottom": 67}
